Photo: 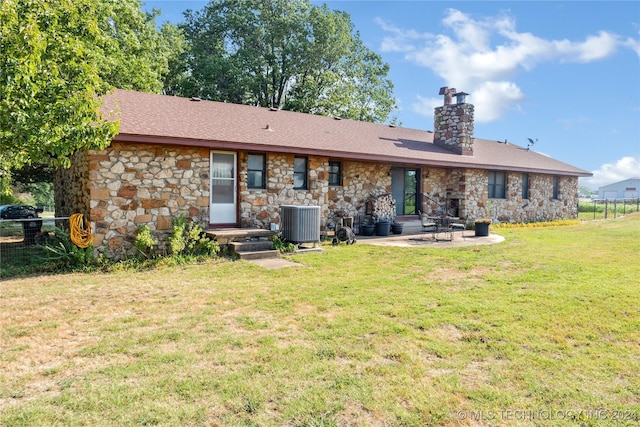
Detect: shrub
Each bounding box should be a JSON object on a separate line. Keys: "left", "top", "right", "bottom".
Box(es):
{"left": 169, "top": 215, "right": 219, "bottom": 257}
{"left": 134, "top": 225, "right": 157, "bottom": 259}
{"left": 272, "top": 234, "right": 296, "bottom": 253}
{"left": 40, "top": 227, "right": 95, "bottom": 269}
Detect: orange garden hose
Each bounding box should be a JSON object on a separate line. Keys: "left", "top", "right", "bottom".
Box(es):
{"left": 69, "top": 213, "right": 94, "bottom": 248}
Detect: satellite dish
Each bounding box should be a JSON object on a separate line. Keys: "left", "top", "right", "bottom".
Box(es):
{"left": 526, "top": 138, "right": 538, "bottom": 150}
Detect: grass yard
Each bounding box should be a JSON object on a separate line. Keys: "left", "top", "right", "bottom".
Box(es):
{"left": 1, "top": 214, "right": 639, "bottom": 426}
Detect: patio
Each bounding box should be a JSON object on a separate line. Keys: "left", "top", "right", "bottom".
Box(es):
{"left": 352, "top": 229, "right": 504, "bottom": 248}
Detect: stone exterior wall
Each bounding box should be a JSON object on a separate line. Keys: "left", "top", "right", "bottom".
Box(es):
{"left": 238, "top": 153, "right": 328, "bottom": 228}
{"left": 54, "top": 150, "right": 90, "bottom": 218}
{"left": 420, "top": 167, "right": 466, "bottom": 216}
{"left": 442, "top": 169, "right": 579, "bottom": 223}
{"left": 327, "top": 161, "right": 391, "bottom": 219}
{"left": 239, "top": 154, "right": 391, "bottom": 229}
{"left": 433, "top": 103, "right": 475, "bottom": 155}
{"left": 65, "top": 141, "right": 579, "bottom": 259}
{"left": 87, "top": 143, "right": 210, "bottom": 259}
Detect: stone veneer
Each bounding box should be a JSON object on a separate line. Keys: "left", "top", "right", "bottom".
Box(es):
{"left": 420, "top": 167, "right": 579, "bottom": 224}
{"left": 56, "top": 142, "right": 579, "bottom": 259}
{"left": 54, "top": 150, "right": 90, "bottom": 218}
{"left": 433, "top": 103, "right": 475, "bottom": 155}
{"left": 239, "top": 154, "right": 391, "bottom": 229}
{"left": 85, "top": 143, "right": 210, "bottom": 259}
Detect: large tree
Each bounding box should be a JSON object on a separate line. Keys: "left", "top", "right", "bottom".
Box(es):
{"left": 170, "top": 0, "right": 396, "bottom": 123}
{"left": 0, "top": 0, "right": 184, "bottom": 192}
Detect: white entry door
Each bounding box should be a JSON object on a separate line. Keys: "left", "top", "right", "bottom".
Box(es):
{"left": 210, "top": 151, "right": 237, "bottom": 225}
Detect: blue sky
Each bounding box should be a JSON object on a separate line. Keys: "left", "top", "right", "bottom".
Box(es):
{"left": 144, "top": 1, "right": 640, "bottom": 189}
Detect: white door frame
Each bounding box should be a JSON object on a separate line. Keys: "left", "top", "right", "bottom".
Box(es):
{"left": 209, "top": 151, "right": 237, "bottom": 225}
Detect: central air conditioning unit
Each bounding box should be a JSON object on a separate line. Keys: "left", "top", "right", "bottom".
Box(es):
{"left": 280, "top": 205, "right": 320, "bottom": 243}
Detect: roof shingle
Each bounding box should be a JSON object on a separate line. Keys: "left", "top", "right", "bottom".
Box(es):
{"left": 103, "top": 89, "right": 591, "bottom": 177}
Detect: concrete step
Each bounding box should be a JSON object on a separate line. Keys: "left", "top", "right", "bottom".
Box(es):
{"left": 235, "top": 249, "right": 281, "bottom": 261}
{"left": 230, "top": 240, "right": 274, "bottom": 253}
{"left": 396, "top": 219, "right": 423, "bottom": 234}
{"left": 230, "top": 240, "right": 280, "bottom": 261}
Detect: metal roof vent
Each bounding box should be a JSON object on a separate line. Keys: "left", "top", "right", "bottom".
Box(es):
{"left": 190, "top": 97, "right": 202, "bottom": 102}
{"left": 454, "top": 91, "right": 469, "bottom": 104}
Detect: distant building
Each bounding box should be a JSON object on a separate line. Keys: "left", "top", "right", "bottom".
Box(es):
{"left": 598, "top": 178, "right": 640, "bottom": 199}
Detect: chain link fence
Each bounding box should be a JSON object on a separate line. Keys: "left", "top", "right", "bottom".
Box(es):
{"left": 0, "top": 217, "right": 70, "bottom": 277}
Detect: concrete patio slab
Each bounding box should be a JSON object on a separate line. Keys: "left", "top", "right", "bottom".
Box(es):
{"left": 354, "top": 231, "right": 505, "bottom": 248}
{"left": 248, "top": 231, "right": 503, "bottom": 268}
{"left": 248, "top": 258, "right": 303, "bottom": 269}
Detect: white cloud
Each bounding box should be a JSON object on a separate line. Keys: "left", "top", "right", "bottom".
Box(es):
{"left": 410, "top": 82, "right": 525, "bottom": 123}
{"left": 623, "top": 36, "right": 640, "bottom": 56}
{"left": 410, "top": 95, "right": 441, "bottom": 119}
{"left": 376, "top": 17, "right": 430, "bottom": 52}
{"left": 581, "top": 155, "right": 640, "bottom": 189}
{"left": 471, "top": 82, "right": 525, "bottom": 122}
{"left": 377, "top": 8, "right": 633, "bottom": 122}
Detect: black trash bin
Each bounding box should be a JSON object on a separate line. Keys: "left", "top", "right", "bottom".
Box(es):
{"left": 22, "top": 219, "right": 43, "bottom": 246}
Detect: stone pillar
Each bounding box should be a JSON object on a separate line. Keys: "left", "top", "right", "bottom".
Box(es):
{"left": 433, "top": 103, "right": 475, "bottom": 156}
{"left": 54, "top": 150, "right": 90, "bottom": 218}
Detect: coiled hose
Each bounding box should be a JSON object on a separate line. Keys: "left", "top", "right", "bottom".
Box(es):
{"left": 70, "top": 213, "right": 93, "bottom": 248}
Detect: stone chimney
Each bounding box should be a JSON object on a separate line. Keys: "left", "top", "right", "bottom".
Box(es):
{"left": 433, "top": 87, "right": 474, "bottom": 156}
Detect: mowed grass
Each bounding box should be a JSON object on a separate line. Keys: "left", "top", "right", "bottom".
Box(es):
{"left": 1, "top": 215, "right": 639, "bottom": 426}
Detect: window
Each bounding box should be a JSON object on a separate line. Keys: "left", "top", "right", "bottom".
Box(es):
{"left": 247, "top": 153, "right": 265, "bottom": 189}
{"left": 293, "top": 156, "right": 307, "bottom": 189}
{"left": 328, "top": 161, "right": 342, "bottom": 186}
{"left": 488, "top": 171, "right": 506, "bottom": 199}
{"left": 552, "top": 175, "right": 559, "bottom": 199}
{"left": 522, "top": 173, "right": 529, "bottom": 200}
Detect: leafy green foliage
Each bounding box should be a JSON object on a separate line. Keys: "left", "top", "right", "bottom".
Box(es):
{"left": 0, "top": 193, "right": 21, "bottom": 205}
{"left": 272, "top": 234, "right": 296, "bottom": 253}
{"left": 171, "top": 0, "right": 396, "bottom": 123}
{"left": 0, "top": 0, "right": 118, "bottom": 189}
{"left": 0, "top": 0, "right": 185, "bottom": 193}
{"left": 40, "top": 227, "right": 95, "bottom": 269}
{"left": 95, "top": 1, "right": 184, "bottom": 93}
{"left": 169, "top": 215, "right": 219, "bottom": 257}
{"left": 134, "top": 225, "right": 157, "bottom": 259}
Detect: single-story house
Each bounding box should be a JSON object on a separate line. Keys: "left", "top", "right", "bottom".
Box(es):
{"left": 598, "top": 178, "right": 640, "bottom": 199}
{"left": 55, "top": 88, "right": 591, "bottom": 258}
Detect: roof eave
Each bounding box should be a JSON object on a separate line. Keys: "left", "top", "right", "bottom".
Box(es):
{"left": 112, "top": 133, "right": 592, "bottom": 177}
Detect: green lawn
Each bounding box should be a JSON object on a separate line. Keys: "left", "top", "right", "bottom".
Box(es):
{"left": 1, "top": 214, "right": 639, "bottom": 426}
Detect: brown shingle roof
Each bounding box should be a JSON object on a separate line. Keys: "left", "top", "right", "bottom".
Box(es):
{"left": 103, "top": 89, "right": 591, "bottom": 177}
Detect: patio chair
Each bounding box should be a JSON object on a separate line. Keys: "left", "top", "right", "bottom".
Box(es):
{"left": 418, "top": 211, "right": 437, "bottom": 239}
{"left": 449, "top": 221, "right": 466, "bottom": 239}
